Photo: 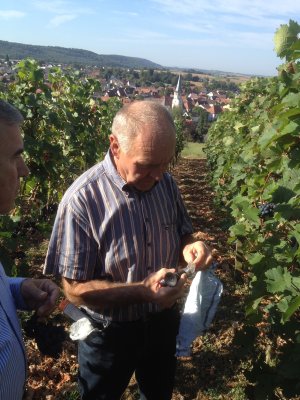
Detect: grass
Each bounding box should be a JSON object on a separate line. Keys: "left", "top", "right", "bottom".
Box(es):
{"left": 181, "top": 142, "right": 206, "bottom": 159}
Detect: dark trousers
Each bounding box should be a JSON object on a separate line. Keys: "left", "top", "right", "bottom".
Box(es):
{"left": 78, "top": 307, "right": 180, "bottom": 400}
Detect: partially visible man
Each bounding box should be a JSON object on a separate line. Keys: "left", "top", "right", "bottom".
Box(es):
{"left": 44, "top": 101, "right": 213, "bottom": 400}
{"left": 0, "top": 99, "right": 60, "bottom": 399}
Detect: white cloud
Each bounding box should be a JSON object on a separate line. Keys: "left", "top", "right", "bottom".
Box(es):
{"left": 0, "top": 10, "right": 26, "bottom": 19}
{"left": 150, "top": 0, "right": 300, "bottom": 18}
{"left": 220, "top": 14, "right": 284, "bottom": 30}
{"left": 49, "top": 14, "right": 77, "bottom": 27}
{"left": 170, "top": 22, "right": 215, "bottom": 34}
{"left": 147, "top": 0, "right": 298, "bottom": 52}
{"left": 32, "top": 1, "right": 92, "bottom": 15}
{"left": 232, "top": 31, "right": 275, "bottom": 49}
{"left": 112, "top": 10, "right": 139, "bottom": 17}
{"left": 126, "top": 29, "right": 169, "bottom": 40}
{"left": 149, "top": 0, "right": 300, "bottom": 34}
{"left": 31, "top": 0, "right": 92, "bottom": 27}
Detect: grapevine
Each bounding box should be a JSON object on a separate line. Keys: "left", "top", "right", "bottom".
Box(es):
{"left": 0, "top": 60, "right": 122, "bottom": 275}
{"left": 206, "top": 19, "right": 300, "bottom": 397}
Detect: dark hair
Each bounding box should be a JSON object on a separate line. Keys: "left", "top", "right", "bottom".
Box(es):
{"left": 0, "top": 99, "right": 24, "bottom": 125}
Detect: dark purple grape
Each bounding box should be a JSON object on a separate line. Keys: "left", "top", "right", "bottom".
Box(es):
{"left": 258, "top": 203, "right": 276, "bottom": 219}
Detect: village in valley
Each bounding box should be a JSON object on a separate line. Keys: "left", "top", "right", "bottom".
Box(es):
{"left": 0, "top": 56, "right": 248, "bottom": 142}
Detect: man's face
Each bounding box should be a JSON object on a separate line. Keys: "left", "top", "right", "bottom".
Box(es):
{"left": 110, "top": 123, "right": 176, "bottom": 192}
{"left": 0, "top": 123, "right": 29, "bottom": 214}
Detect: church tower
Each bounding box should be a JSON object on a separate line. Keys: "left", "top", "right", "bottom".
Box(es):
{"left": 172, "top": 75, "right": 183, "bottom": 110}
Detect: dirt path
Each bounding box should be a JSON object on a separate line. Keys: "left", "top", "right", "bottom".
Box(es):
{"left": 170, "top": 159, "right": 245, "bottom": 400}
{"left": 23, "top": 157, "right": 246, "bottom": 400}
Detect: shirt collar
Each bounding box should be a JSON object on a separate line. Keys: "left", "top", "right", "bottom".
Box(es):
{"left": 103, "top": 150, "right": 129, "bottom": 192}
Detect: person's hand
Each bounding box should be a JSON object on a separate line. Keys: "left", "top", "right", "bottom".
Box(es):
{"left": 182, "top": 241, "right": 213, "bottom": 271}
{"left": 142, "top": 268, "right": 187, "bottom": 309}
{"left": 21, "top": 279, "right": 60, "bottom": 317}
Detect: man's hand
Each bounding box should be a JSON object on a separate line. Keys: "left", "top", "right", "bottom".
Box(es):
{"left": 182, "top": 241, "right": 213, "bottom": 271}
{"left": 21, "top": 279, "right": 60, "bottom": 317}
{"left": 142, "top": 268, "right": 187, "bottom": 309}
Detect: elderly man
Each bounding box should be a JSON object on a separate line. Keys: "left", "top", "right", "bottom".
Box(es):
{"left": 0, "top": 99, "right": 60, "bottom": 399}
{"left": 44, "top": 101, "right": 212, "bottom": 400}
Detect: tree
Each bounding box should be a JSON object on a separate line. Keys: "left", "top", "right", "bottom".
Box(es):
{"left": 194, "top": 108, "right": 209, "bottom": 142}
{"left": 171, "top": 108, "right": 186, "bottom": 162}
{"left": 5, "top": 54, "right": 12, "bottom": 67}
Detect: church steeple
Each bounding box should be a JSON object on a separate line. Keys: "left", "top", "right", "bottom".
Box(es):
{"left": 172, "top": 75, "right": 183, "bottom": 110}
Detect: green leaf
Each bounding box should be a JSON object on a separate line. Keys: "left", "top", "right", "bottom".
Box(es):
{"left": 243, "top": 205, "right": 260, "bottom": 223}
{"left": 282, "top": 296, "right": 300, "bottom": 322}
{"left": 248, "top": 252, "right": 264, "bottom": 266}
{"left": 234, "top": 122, "right": 245, "bottom": 132}
{"left": 222, "top": 136, "right": 234, "bottom": 146}
{"left": 0, "top": 231, "right": 12, "bottom": 238}
{"left": 274, "top": 20, "right": 300, "bottom": 58}
{"left": 291, "top": 277, "right": 300, "bottom": 292}
{"left": 288, "top": 147, "right": 300, "bottom": 168}
{"left": 275, "top": 204, "right": 300, "bottom": 220}
{"left": 249, "top": 296, "right": 263, "bottom": 312}
{"left": 279, "top": 121, "right": 299, "bottom": 138}
{"left": 282, "top": 92, "right": 300, "bottom": 107}
{"left": 265, "top": 267, "right": 292, "bottom": 293}
{"left": 272, "top": 186, "right": 296, "bottom": 203}
{"left": 230, "top": 223, "right": 247, "bottom": 237}
{"left": 10, "top": 215, "right": 21, "bottom": 223}
{"left": 258, "top": 127, "right": 278, "bottom": 149}
{"left": 277, "top": 297, "right": 289, "bottom": 312}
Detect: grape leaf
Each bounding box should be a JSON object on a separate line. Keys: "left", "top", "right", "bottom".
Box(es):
{"left": 265, "top": 267, "right": 292, "bottom": 293}
{"left": 282, "top": 92, "right": 300, "bottom": 107}
{"left": 282, "top": 296, "right": 300, "bottom": 322}
{"left": 274, "top": 20, "right": 300, "bottom": 58}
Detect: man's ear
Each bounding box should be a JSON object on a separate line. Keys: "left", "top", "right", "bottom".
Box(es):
{"left": 109, "top": 134, "right": 120, "bottom": 158}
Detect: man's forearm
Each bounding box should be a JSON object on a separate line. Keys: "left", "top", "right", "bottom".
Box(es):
{"left": 62, "top": 278, "right": 151, "bottom": 312}
{"left": 62, "top": 267, "right": 187, "bottom": 312}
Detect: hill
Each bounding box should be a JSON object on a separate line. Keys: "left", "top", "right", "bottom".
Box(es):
{"left": 0, "top": 40, "right": 162, "bottom": 69}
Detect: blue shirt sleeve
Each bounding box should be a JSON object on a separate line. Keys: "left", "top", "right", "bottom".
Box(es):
{"left": 8, "top": 277, "right": 29, "bottom": 310}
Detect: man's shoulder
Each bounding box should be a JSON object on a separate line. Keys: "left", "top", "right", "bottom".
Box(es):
{"left": 62, "top": 161, "right": 107, "bottom": 202}
{"left": 74, "top": 162, "right": 106, "bottom": 188}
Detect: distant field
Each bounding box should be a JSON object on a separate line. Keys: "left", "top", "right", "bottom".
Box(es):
{"left": 181, "top": 142, "right": 206, "bottom": 159}
{"left": 169, "top": 69, "right": 253, "bottom": 85}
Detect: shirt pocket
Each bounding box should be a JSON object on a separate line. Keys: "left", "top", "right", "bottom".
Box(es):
{"left": 158, "top": 219, "right": 181, "bottom": 265}
{"left": 161, "top": 221, "right": 177, "bottom": 232}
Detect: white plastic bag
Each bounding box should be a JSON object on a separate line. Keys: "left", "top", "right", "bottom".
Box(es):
{"left": 69, "top": 317, "right": 98, "bottom": 340}
{"left": 176, "top": 263, "right": 223, "bottom": 357}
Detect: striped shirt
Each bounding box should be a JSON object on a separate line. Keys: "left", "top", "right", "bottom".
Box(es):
{"left": 0, "top": 263, "right": 27, "bottom": 400}
{"left": 44, "top": 151, "right": 193, "bottom": 322}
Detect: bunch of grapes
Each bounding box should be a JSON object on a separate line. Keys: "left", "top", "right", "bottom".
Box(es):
{"left": 12, "top": 220, "right": 37, "bottom": 238}
{"left": 290, "top": 236, "right": 299, "bottom": 249}
{"left": 23, "top": 314, "right": 68, "bottom": 358}
{"left": 258, "top": 202, "right": 276, "bottom": 219}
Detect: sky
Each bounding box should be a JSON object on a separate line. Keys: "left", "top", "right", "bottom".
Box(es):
{"left": 0, "top": 0, "right": 299, "bottom": 76}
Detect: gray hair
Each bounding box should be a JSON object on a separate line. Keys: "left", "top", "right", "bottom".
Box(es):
{"left": 111, "top": 101, "right": 175, "bottom": 153}
{"left": 0, "top": 99, "right": 24, "bottom": 125}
